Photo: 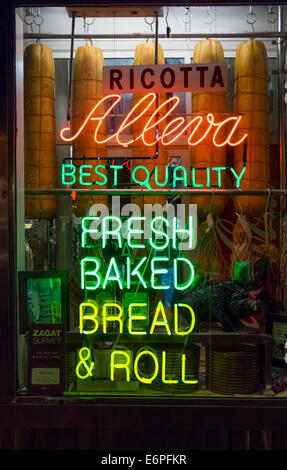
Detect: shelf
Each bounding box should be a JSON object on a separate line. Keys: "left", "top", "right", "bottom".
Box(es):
{"left": 66, "top": 6, "right": 164, "bottom": 18}
{"left": 66, "top": 330, "right": 273, "bottom": 346}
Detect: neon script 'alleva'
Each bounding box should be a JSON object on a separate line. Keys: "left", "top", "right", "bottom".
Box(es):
{"left": 60, "top": 92, "right": 248, "bottom": 148}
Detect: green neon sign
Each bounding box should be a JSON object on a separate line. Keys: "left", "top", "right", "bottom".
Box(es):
{"left": 62, "top": 163, "right": 246, "bottom": 189}
{"left": 75, "top": 198, "right": 201, "bottom": 387}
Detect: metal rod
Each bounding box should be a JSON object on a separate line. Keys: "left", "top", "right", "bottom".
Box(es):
{"left": 278, "top": 6, "right": 287, "bottom": 209}
{"left": 23, "top": 32, "right": 287, "bottom": 40}
{"left": 277, "top": 5, "right": 286, "bottom": 306}
{"left": 278, "top": 5, "right": 284, "bottom": 195}
{"left": 155, "top": 11, "right": 158, "bottom": 64}
{"left": 67, "top": 11, "right": 75, "bottom": 125}
{"left": 25, "top": 189, "right": 287, "bottom": 196}
{"left": 154, "top": 10, "right": 159, "bottom": 162}
{"left": 63, "top": 155, "right": 160, "bottom": 162}
{"left": 47, "top": 219, "right": 51, "bottom": 269}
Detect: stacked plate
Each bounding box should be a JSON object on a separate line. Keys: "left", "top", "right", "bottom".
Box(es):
{"left": 206, "top": 344, "right": 258, "bottom": 395}
{"left": 65, "top": 350, "right": 77, "bottom": 392}
{"left": 273, "top": 322, "right": 287, "bottom": 345}
{"left": 273, "top": 322, "right": 287, "bottom": 360}
{"left": 143, "top": 345, "right": 200, "bottom": 394}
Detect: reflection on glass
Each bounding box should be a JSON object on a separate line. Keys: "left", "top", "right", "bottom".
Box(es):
{"left": 27, "top": 277, "right": 62, "bottom": 324}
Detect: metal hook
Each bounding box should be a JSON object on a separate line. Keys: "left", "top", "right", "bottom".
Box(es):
{"left": 267, "top": 5, "right": 277, "bottom": 24}
{"left": 145, "top": 16, "right": 155, "bottom": 34}
{"left": 83, "top": 18, "right": 95, "bottom": 44}
{"left": 183, "top": 6, "right": 189, "bottom": 21}
{"left": 83, "top": 17, "right": 88, "bottom": 34}
{"left": 24, "top": 13, "right": 34, "bottom": 25}
{"left": 85, "top": 17, "right": 95, "bottom": 26}
{"left": 165, "top": 7, "right": 171, "bottom": 37}
{"left": 24, "top": 10, "right": 34, "bottom": 33}
{"left": 33, "top": 12, "right": 43, "bottom": 34}
{"left": 183, "top": 6, "right": 192, "bottom": 33}
{"left": 204, "top": 6, "right": 214, "bottom": 25}
{"left": 165, "top": 7, "right": 169, "bottom": 25}
{"left": 83, "top": 17, "right": 95, "bottom": 36}
{"left": 247, "top": 5, "right": 257, "bottom": 33}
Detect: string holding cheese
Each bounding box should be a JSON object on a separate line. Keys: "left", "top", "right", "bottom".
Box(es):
{"left": 190, "top": 213, "right": 228, "bottom": 281}
{"left": 257, "top": 211, "right": 279, "bottom": 266}
{"left": 24, "top": 43, "right": 56, "bottom": 219}
{"left": 132, "top": 41, "right": 168, "bottom": 209}
{"left": 72, "top": 45, "right": 107, "bottom": 218}
{"left": 233, "top": 39, "right": 270, "bottom": 217}
{"left": 191, "top": 39, "right": 227, "bottom": 217}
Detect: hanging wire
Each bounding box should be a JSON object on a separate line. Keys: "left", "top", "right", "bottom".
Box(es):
{"left": 113, "top": 11, "right": 115, "bottom": 61}
{"left": 165, "top": 7, "right": 171, "bottom": 37}
{"left": 247, "top": 5, "right": 257, "bottom": 34}
{"left": 183, "top": 6, "right": 192, "bottom": 33}
{"left": 265, "top": 187, "right": 271, "bottom": 213}
{"left": 204, "top": 6, "right": 214, "bottom": 25}
{"left": 203, "top": 6, "right": 214, "bottom": 36}
{"left": 83, "top": 17, "right": 95, "bottom": 45}
{"left": 31, "top": 7, "right": 38, "bottom": 18}
{"left": 209, "top": 188, "right": 215, "bottom": 215}
{"left": 181, "top": 6, "right": 192, "bottom": 50}
{"left": 284, "top": 77, "right": 287, "bottom": 105}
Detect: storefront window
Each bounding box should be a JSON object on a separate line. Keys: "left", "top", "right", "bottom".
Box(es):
{"left": 15, "top": 5, "right": 287, "bottom": 398}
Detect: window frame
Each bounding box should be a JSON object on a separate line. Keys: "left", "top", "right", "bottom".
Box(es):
{"left": 1, "top": 0, "right": 287, "bottom": 433}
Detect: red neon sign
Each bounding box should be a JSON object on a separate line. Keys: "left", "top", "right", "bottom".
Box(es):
{"left": 60, "top": 93, "right": 247, "bottom": 148}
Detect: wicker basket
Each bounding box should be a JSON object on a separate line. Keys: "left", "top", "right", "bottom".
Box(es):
{"left": 206, "top": 344, "right": 258, "bottom": 395}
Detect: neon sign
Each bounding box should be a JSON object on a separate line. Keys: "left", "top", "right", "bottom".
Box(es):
{"left": 67, "top": 91, "right": 247, "bottom": 389}
{"left": 75, "top": 213, "right": 200, "bottom": 386}
{"left": 80, "top": 215, "right": 195, "bottom": 290}
{"left": 62, "top": 163, "right": 246, "bottom": 189}
{"left": 81, "top": 256, "right": 194, "bottom": 291}
{"left": 60, "top": 93, "right": 248, "bottom": 148}
{"left": 76, "top": 301, "right": 198, "bottom": 385}
{"left": 76, "top": 345, "right": 198, "bottom": 385}
{"left": 79, "top": 301, "right": 195, "bottom": 336}
{"left": 81, "top": 215, "right": 195, "bottom": 250}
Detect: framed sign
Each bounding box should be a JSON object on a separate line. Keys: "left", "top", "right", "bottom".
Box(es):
{"left": 28, "top": 323, "right": 65, "bottom": 395}
{"left": 18, "top": 270, "right": 69, "bottom": 333}
{"left": 103, "top": 63, "right": 228, "bottom": 93}
{"left": 18, "top": 270, "right": 69, "bottom": 395}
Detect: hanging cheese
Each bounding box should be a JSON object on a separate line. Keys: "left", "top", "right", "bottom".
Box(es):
{"left": 191, "top": 39, "right": 227, "bottom": 217}
{"left": 132, "top": 41, "right": 168, "bottom": 209}
{"left": 72, "top": 45, "right": 107, "bottom": 217}
{"left": 24, "top": 43, "right": 56, "bottom": 219}
{"left": 233, "top": 39, "right": 269, "bottom": 217}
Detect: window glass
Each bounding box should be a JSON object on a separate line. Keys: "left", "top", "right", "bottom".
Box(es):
{"left": 16, "top": 5, "right": 286, "bottom": 399}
